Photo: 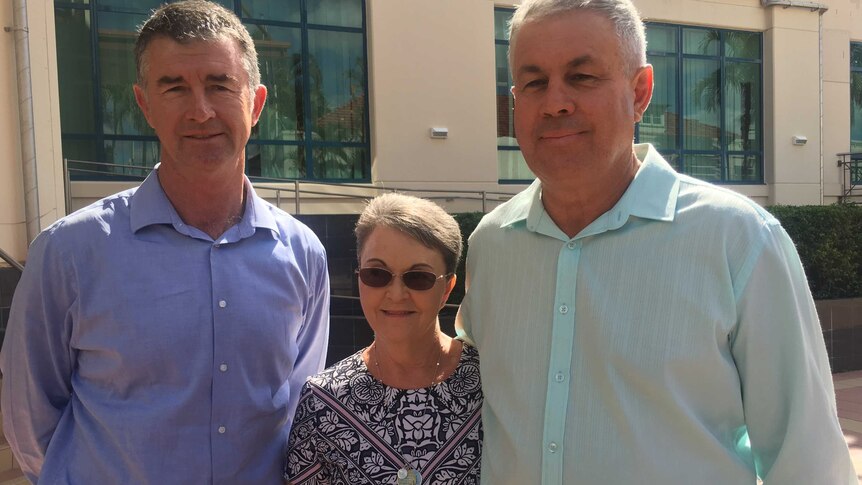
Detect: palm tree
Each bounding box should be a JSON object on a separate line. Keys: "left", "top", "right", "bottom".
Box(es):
{"left": 689, "top": 30, "right": 760, "bottom": 179}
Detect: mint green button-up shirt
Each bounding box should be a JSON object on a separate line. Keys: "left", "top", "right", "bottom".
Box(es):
{"left": 457, "top": 144, "right": 856, "bottom": 484}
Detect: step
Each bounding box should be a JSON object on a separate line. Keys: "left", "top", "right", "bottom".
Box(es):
{"left": 0, "top": 437, "right": 14, "bottom": 473}
{"left": 0, "top": 468, "right": 25, "bottom": 484}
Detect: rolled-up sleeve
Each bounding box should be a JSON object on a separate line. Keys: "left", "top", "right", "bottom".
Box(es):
{"left": 731, "top": 222, "right": 857, "bottom": 484}
{"left": 0, "top": 230, "right": 77, "bottom": 482}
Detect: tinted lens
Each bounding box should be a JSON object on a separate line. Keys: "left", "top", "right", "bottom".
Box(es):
{"left": 401, "top": 271, "right": 439, "bottom": 291}
{"left": 358, "top": 268, "right": 393, "bottom": 287}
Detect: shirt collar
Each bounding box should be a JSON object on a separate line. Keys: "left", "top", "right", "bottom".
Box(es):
{"left": 499, "top": 144, "right": 680, "bottom": 236}
{"left": 130, "top": 166, "right": 279, "bottom": 240}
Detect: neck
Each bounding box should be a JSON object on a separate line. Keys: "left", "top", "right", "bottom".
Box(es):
{"left": 370, "top": 326, "right": 451, "bottom": 389}
{"left": 156, "top": 160, "right": 247, "bottom": 239}
{"left": 540, "top": 151, "right": 641, "bottom": 238}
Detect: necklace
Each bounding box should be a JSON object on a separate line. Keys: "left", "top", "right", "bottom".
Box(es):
{"left": 371, "top": 339, "right": 443, "bottom": 388}
{"left": 370, "top": 340, "right": 443, "bottom": 485}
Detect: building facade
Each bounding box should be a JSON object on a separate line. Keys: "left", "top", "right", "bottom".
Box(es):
{"left": 1, "top": 0, "right": 862, "bottom": 264}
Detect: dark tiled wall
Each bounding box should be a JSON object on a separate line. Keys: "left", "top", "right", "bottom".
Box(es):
{"left": 817, "top": 298, "right": 862, "bottom": 373}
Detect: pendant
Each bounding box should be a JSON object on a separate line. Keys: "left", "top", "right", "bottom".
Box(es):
{"left": 397, "top": 467, "right": 422, "bottom": 485}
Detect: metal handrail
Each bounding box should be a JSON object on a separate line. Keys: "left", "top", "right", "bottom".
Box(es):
{"left": 0, "top": 247, "right": 24, "bottom": 273}
{"left": 64, "top": 159, "right": 519, "bottom": 213}
{"left": 836, "top": 152, "right": 862, "bottom": 203}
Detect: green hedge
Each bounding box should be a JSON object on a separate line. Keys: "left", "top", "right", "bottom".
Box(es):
{"left": 767, "top": 204, "right": 862, "bottom": 300}
{"left": 453, "top": 205, "right": 862, "bottom": 301}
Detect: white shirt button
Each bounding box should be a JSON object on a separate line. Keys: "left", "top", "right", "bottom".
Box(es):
{"left": 218, "top": 300, "right": 227, "bottom": 308}
{"left": 214, "top": 243, "right": 221, "bottom": 248}
{"left": 218, "top": 426, "right": 226, "bottom": 434}
{"left": 548, "top": 441, "right": 558, "bottom": 453}
{"left": 555, "top": 372, "right": 565, "bottom": 382}
{"left": 219, "top": 363, "right": 228, "bottom": 372}
{"left": 567, "top": 241, "right": 576, "bottom": 249}
{"left": 559, "top": 305, "right": 569, "bottom": 314}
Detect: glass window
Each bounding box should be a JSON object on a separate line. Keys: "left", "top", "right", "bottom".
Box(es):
{"left": 249, "top": 24, "right": 303, "bottom": 142}
{"left": 98, "top": 11, "right": 152, "bottom": 136}
{"left": 638, "top": 24, "right": 763, "bottom": 184}
{"left": 55, "top": 8, "right": 96, "bottom": 134}
{"left": 494, "top": 7, "right": 534, "bottom": 182}
{"left": 55, "top": 0, "right": 369, "bottom": 181}
{"left": 307, "top": 29, "right": 366, "bottom": 143}
{"left": 240, "top": 0, "right": 301, "bottom": 23}
{"left": 307, "top": 0, "right": 363, "bottom": 28}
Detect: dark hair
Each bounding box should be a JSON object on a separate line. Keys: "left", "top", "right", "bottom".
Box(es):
{"left": 134, "top": 0, "right": 260, "bottom": 90}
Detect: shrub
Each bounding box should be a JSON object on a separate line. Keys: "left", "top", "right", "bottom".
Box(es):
{"left": 767, "top": 204, "right": 862, "bottom": 299}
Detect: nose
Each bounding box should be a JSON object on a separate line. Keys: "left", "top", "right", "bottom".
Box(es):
{"left": 186, "top": 89, "right": 215, "bottom": 123}
{"left": 385, "top": 276, "right": 410, "bottom": 301}
{"left": 541, "top": 79, "right": 575, "bottom": 117}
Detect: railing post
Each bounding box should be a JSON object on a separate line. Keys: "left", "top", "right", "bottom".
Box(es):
{"left": 276, "top": 189, "right": 281, "bottom": 211}
{"left": 63, "top": 157, "right": 71, "bottom": 215}
{"left": 482, "top": 191, "right": 487, "bottom": 213}
{"left": 294, "top": 180, "right": 301, "bottom": 215}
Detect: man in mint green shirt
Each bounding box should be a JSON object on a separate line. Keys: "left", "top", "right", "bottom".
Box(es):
{"left": 456, "top": 0, "right": 856, "bottom": 483}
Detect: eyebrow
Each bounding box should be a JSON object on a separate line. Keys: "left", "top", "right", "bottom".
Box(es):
{"left": 155, "top": 74, "right": 240, "bottom": 86}
{"left": 515, "top": 55, "right": 595, "bottom": 77}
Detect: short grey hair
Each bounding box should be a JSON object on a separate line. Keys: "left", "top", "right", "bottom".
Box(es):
{"left": 134, "top": 0, "right": 260, "bottom": 91}
{"left": 509, "top": 0, "right": 647, "bottom": 75}
{"left": 355, "top": 193, "right": 463, "bottom": 275}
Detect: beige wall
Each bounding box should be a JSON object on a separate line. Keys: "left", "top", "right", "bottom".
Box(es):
{"left": 0, "top": 0, "right": 26, "bottom": 262}
{"left": 367, "top": 0, "right": 500, "bottom": 190}
{"left": 0, "top": 0, "right": 65, "bottom": 263}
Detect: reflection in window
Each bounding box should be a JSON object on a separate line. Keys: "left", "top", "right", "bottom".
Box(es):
{"left": 639, "top": 24, "right": 763, "bottom": 183}
{"left": 494, "top": 7, "right": 534, "bottom": 182}
{"left": 852, "top": 43, "right": 862, "bottom": 154}
{"left": 55, "top": 0, "right": 369, "bottom": 181}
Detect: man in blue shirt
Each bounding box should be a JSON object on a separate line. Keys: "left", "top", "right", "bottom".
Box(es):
{"left": 0, "top": 1, "right": 329, "bottom": 483}
{"left": 457, "top": 0, "right": 857, "bottom": 483}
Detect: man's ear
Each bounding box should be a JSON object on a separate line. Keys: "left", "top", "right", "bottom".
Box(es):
{"left": 631, "top": 64, "right": 654, "bottom": 123}
{"left": 251, "top": 84, "right": 267, "bottom": 126}
{"left": 133, "top": 84, "right": 153, "bottom": 128}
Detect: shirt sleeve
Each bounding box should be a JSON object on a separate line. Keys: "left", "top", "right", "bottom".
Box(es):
{"left": 284, "top": 383, "right": 324, "bottom": 484}
{"left": 0, "top": 231, "right": 77, "bottom": 482}
{"left": 287, "top": 249, "right": 330, "bottom": 426}
{"left": 730, "top": 221, "right": 857, "bottom": 484}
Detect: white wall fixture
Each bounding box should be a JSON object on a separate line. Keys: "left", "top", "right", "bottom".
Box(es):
{"left": 792, "top": 135, "right": 808, "bottom": 146}
{"left": 430, "top": 127, "right": 448, "bottom": 139}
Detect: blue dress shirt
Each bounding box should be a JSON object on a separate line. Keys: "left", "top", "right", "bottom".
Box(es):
{"left": 457, "top": 144, "right": 856, "bottom": 484}
{"left": 0, "top": 169, "right": 330, "bottom": 484}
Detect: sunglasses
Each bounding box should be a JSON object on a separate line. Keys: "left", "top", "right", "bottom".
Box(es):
{"left": 356, "top": 267, "right": 452, "bottom": 291}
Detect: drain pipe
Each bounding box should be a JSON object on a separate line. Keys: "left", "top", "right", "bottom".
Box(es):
{"left": 818, "top": 8, "right": 824, "bottom": 205}
{"left": 6, "top": 0, "right": 40, "bottom": 244}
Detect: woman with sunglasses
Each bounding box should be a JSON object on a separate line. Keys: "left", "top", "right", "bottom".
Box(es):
{"left": 284, "top": 193, "right": 482, "bottom": 485}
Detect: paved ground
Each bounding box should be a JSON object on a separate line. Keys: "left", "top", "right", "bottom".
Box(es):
{"left": 835, "top": 370, "right": 862, "bottom": 480}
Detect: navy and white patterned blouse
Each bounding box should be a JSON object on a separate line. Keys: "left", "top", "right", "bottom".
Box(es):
{"left": 284, "top": 343, "right": 483, "bottom": 484}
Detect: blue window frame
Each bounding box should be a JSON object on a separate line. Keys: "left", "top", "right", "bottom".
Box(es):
{"left": 639, "top": 23, "right": 764, "bottom": 184}
{"left": 54, "top": 0, "right": 370, "bottom": 182}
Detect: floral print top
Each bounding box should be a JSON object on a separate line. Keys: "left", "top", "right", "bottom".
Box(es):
{"left": 284, "top": 344, "right": 483, "bottom": 485}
